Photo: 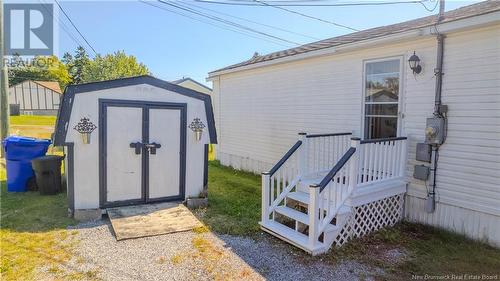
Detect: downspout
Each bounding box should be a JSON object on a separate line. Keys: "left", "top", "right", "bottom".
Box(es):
{"left": 426, "top": 0, "right": 448, "bottom": 213}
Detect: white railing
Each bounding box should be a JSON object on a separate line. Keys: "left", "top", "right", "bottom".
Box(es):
{"left": 308, "top": 139, "right": 359, "bottom": 247}
{"left": 262, "top": 140, "right": 302, "bottom": 223}
{"left": 303, "top": 133, "right": 352, "bottom": 177}
{"left": 357, "top": 137, "right": 408, "bottom": 186}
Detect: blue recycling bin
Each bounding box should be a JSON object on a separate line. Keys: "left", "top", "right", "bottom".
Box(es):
{"left": 3, "top": 136, "right": 51, "bottom": 192}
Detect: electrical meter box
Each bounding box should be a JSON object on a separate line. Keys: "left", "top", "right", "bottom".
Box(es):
{"left": 425, "top": 117, "right": 446, "bottom": 145}
{"left": 416, "top": 143, "right": 431, "bottom": 162}
{"left": 414, "top": 165, "right": 430, "bottom": 180}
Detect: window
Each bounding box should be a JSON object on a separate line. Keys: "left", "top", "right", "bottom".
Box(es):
{"left": 364, "top": 59, "right": 401, "bottom": 139}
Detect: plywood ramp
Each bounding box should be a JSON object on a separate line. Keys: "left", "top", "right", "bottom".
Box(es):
{"left": 107, "top": 202, "right": 203, "bottom": 241}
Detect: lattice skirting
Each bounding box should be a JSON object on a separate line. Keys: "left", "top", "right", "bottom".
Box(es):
{"left": 333, "top": 193, "right": 405, "bottom": 246}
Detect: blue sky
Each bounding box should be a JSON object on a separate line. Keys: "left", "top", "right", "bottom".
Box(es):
{"left": 54, "top": 0, "right": 479, "bottom": 85}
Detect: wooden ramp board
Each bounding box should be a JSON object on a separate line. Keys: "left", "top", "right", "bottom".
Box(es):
{"left": 107, "top": 202, "right": 203, "bottom": 241}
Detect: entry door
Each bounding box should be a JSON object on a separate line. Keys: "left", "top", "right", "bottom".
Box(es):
{"left": 362, "top": 57, "right": 404, "bottom": 139}
{"left": 100, "top": 100, "right": 186, "bottom": 208}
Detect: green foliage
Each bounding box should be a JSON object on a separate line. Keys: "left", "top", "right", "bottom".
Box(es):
{"left": 82, "top": 50, "right": 150, "bottom": 82}
{"left": 64, "top": 46, "right": 90, "bottom": 85}
{"left": 8, "top": 55, "right": 71, "bottom": 89}
{"left": 8, "top": 47, "right": 150, "bottom": 89}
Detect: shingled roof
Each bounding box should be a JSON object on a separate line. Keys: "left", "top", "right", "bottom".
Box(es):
{"left": 210, "top": 0, "right": 500, "bottom": 75}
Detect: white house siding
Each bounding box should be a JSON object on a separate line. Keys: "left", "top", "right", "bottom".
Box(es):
{"left": 211, "top": 24, "right": 500, "bottom": 245}
{"left": 65, "top": 84, "right": 210, "bottom": 210}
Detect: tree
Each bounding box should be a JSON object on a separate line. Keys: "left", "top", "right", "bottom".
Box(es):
{"left": 8, "top": 54, "right": 71, "bottom": 88}
{"left": 82, "top": 51, "right": 150, "bottom": 83}
{"left": 68, "top": 46, "right": 90, "bottom": 84}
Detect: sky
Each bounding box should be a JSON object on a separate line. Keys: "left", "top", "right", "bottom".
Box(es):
{"left": 49, "top": 0, "right": 481, "bottom": 86}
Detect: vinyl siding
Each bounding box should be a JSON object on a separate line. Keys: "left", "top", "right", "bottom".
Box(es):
{"left": 212, "top": 24, "right": 500, "bottom": 243}
{"left": 8, "top": 81, "right": 61, "bottom": 112}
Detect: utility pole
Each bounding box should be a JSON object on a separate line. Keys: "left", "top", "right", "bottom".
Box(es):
{"left": 0, "top": 0, "right": 10, "bottom": 158}
{"left": 438, "top": 0, "right": 445, "bottom": 22}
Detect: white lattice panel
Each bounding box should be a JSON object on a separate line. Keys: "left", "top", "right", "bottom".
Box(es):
{"left": 333, "top": 193, "right": 404, "bottom": 247}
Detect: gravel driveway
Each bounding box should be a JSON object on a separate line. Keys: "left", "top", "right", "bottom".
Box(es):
{"left": 70, "top": 219, "right": 379, "bottom": 281}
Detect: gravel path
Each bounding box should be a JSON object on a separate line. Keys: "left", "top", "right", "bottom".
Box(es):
{"left": 70, "top": 219, "right": 379, "bottom": 281}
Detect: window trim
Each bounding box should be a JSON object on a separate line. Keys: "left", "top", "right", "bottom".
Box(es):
{"left": 361, "top": 55, "right": 405, "bottom": 140}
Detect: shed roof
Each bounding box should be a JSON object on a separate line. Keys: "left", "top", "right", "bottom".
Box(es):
{"left": 10, "top": 80, "right": 63, "bottom": 94}
{"left": 33, "top": 81, "right": 63, "bottom": 94}
{"left": 209, "top": 0, "right": 500, "bottom": 75}
{"left": 171, "top": 77, "right": 212, "bottom": 91}
{"left": 53, "top": 75, "right": 217, "bottom": 145}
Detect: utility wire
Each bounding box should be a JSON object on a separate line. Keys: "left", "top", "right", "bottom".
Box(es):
{"left": 38, "top": 0, "right": 86, "bottom": 50}
{"left": 54, "top": 0, "right": 97, "bottom": 55}
{"left": 419, "top": 0, "right": 439, "bottom": 12}
{"left": 140, "top": 1, "right": 292, "bottom": 47}
{"left": 179, "top": 1, "right": 321, "bottom": 40}
{"left": 157, "top": 0, "right": 301, "bottom": 45}
{"left": 253, "top": 0, "right": 359, "bottom": 32}
{"left": 194, "top": 0, "right": 428, "bottom": 7}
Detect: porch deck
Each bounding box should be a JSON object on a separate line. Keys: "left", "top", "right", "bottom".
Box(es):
{"left": 260, "top": 133, "right": 408, "bottom": 255}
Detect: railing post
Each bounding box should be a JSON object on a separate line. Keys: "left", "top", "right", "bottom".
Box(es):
{"left": 308, "top": 185, "right": 319, "bottom": 249}
{"left": 298, "top": 132, "right": 308, "bottom": 177}
{"left": 261, "top": 172, "right": 271, "bottom": 223}
{"left": 399, "top": 138, "right": 409, "bottom": 177}
{"left": 348, "top": 137, "right": 361, "bottom": 193}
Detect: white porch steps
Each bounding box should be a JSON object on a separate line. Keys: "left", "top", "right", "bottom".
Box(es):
{"left": 261, "top": 190, "right": 351, "bottom": 255}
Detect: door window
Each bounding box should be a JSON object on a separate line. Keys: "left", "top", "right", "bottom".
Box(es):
{"left": 364, "top": 59, "right": 401, "bottom": 139}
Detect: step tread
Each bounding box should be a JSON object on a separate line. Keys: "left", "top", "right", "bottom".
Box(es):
{"left": 275, "top": 206, "right": 309, "bottom": 225}
{"left": 286, "top": 191, "right": 310, "bottom": 205}
{"left": 260, "top": 221, "right": 325, "bottom": 252}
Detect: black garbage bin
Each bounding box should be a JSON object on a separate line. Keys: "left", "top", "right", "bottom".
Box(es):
{"left": 31, "top": 155, "right": 64, "bottom": 195}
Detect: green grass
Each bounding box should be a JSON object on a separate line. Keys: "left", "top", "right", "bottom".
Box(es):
{"left": 195, "top": 161, "right": 261, "bottom": 235}
{"left": 0, "top": 115, "right": 83, "bottom": 280}
{"left": 332, "top": 222, "right": 500, "bottom": 279}
{"left": 9, "top": 115, "right": 57, "bottom": 126}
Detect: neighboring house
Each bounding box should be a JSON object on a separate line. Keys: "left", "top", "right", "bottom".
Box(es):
{"left": 208, "top": 0, "right": 500, "bottom": 253}
{"left": 171, "top": 77, "right": 212, "bottom": 95}
{"left": 8, "top": 80, "right": 62, "bottom": 115}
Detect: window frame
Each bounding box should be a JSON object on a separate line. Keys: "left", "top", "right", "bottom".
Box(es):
{"left": 361, "top": 56, "right": 405, "bottom": 140}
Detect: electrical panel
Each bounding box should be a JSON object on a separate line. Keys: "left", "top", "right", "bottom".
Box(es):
{"left": 413, "top": 165, "right": 430, "bottom": 181}
{"left": 416, "top": 143, "right": 431, "bottom": 162}
{"left": 425, "top": 117, "right": 446, "bottom": 145}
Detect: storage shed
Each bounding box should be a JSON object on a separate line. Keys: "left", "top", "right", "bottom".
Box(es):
{"left": 53, "top": 76, "right": 217, "bottom": 220}
{"left": 9, "top": 80, "right": 63, "bottom": 115}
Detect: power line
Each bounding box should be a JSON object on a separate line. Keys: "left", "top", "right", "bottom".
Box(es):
{"left": 157, "top": 0, "right": 301, "bottom": 46}
{"left": 140, "top": 1, "right": 292, "bottom": 47}
{"left": 179, "top": 1, "right": 321, "bottom": 40}
{"left": 194, "top": 0, "right": 428, "bottom": 7}
{"left": 252, "top": 0, "right": 359, "bottom": 32}
{"left": 38, "top": 0, "right": 86, "bottom": 49}
{"left": 54, "top": 0, "right": 97, "bottom": 55}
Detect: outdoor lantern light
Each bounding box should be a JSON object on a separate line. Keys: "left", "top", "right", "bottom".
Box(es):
{"left": 408, "top": 51, "right": 422, "bottom": 74}
{"left": 188, "top": 118, "right": 205, "bottom": 141}
{"left": 74, "top": 117, "right": 97, "bottom": 144}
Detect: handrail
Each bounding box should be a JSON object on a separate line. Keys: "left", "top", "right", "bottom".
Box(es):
{"left": 306, "top": 132, "right": 352, "bottom": 138}
{"left": 310, "top": 147, "right": 356, "bottom": 193}
{"left": 360, "top": 136, "right": 407, "bottom": 144}
{"left": 263, "top": 140, "right": 302, "bottom": 176}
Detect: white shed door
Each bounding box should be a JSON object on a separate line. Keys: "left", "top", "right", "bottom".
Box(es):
{"left": 106, "top": 106, "right": 143, "bottom": 202}
{"left": 100, "top": 101, "right": 186, "bottom": 208}
{"left": 148, "top": 108, "right": 181, "bottom": 199}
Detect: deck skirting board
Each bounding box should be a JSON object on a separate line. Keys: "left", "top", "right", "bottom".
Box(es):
{"left": 404, "top": 195, "right": 500, "bottom": 247}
